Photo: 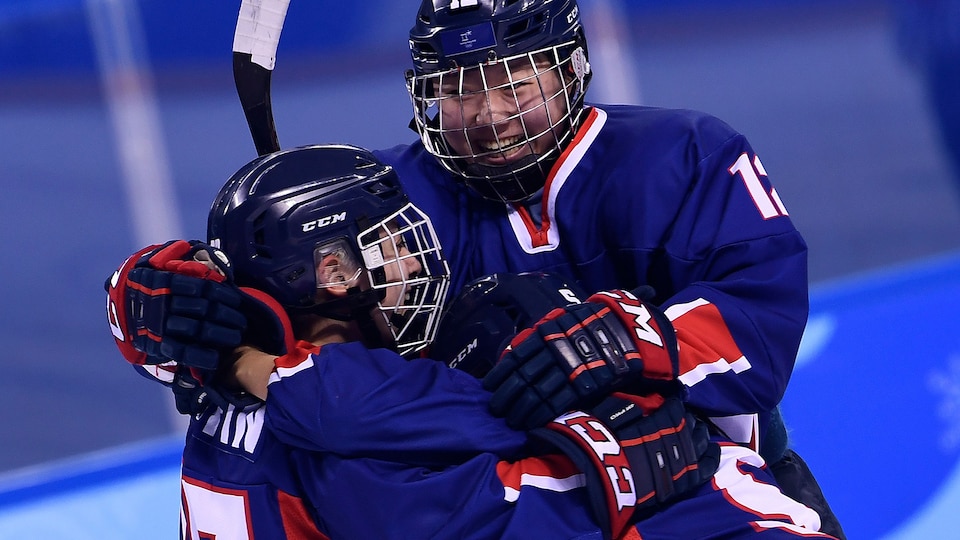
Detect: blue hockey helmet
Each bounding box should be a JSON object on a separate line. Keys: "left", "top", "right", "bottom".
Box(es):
{"left": 207, "top": 144, "right": 450, "bottom": 356}
{"left": 406, "top": 0, "right": 593, "bottom": 203}
{"left": 430, "top": 271, "right": 588, "bottom": 378}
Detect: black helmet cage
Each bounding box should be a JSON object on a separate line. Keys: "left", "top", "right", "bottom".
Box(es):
{"left": 207, "top": 144, "right": 450, "bottom": 356}
{"left": 407, "top": 0, "right": 592, "bottom": 203}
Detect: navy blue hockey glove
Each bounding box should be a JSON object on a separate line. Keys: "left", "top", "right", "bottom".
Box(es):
{"left": 131, "top": 286, "right": 297, "bottom": 416}
{"left": 105, "top": 240, "right": 246, "bottom": 370}
{"left": 530, "top": 392, "right": 719, "bottom": 539}
{"left": 483, "top": 287, "right": 680, "bottom": 430}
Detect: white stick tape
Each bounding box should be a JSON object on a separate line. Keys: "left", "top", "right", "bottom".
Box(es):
{"left": 232, "top": 0, "right": 291, "bottom": 70}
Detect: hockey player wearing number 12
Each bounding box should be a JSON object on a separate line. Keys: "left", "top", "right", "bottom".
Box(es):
{"left": 371, "top": 1, "right": 843, "bottom": 536}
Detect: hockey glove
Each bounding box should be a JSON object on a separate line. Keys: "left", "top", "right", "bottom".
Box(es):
{"left": 105, "top": 240, "right": 246, "bottom": 370}
{"left": 530, "top": 393, "right": 719, "bottom": 539}
{"left": 483, "top": 287, "right": 680, "bottom": 430}
{"left": 128, "top": 285, "right": 298, "bottom": 416}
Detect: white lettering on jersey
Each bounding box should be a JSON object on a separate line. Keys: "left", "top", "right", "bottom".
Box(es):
{"left": 201, "top": 403, "right": 266, "bottom": 455}
{"left": 729, "top": 152, "right": 788, "bottom": 220}
{"left": 714, "top": 444, "right": 823, "bottom": 532}
{"left": 181, "top": 477, "right": 254, "bottom": 540}
{"left": 678, "top": 355, "right": 751, "bottom": 387}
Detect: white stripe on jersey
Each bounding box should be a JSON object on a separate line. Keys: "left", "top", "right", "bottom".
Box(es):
{"left": 678, "top": 355, "right": 752, "bottom": 387}
{"left": 503, "top": 472, "right": 586, "bottom": 503}
{"left": 268, "top": 354, "right": 315, "bottom": 385}
{"left": 507, "top": 107, "right": 608, "bottom": 254}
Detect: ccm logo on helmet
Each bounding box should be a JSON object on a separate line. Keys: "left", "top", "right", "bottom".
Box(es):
{"left": 302, "top": 212, "right": 347, "bottom": 233}
{"left": 567, "top": 5, "right": 579, "bottom": 24}
{"left": 447, "top": 337, "right": 479, "bottom": 370}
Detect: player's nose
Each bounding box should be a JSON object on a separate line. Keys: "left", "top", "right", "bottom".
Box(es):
{"left": 475, "top": 89, "right": 517, "bottom": 125}
{"left": 402, "top": 253, "right": 423, "bottom": 278}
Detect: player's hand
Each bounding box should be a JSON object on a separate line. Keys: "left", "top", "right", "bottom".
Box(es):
{"left": 482, "top": 287, "right": 680, "bottom": 430}
{"left": 172, "top": 322, "right": 310, "bottom": 417}
{"left": 108, "top": 252, "right": 295, "bottom": 415}
{"left": 531, "top": 393, "right": 719, "bottom": 538}
{"left": 105, "top": 240, "right": 247, "bottom": 370}
{"left": 591, "top": 393, "right": 720, "bottom": 517}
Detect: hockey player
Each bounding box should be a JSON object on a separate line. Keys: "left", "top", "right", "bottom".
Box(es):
{"left": 371, "top": 0, "right": 844, "bottom": 536}
{"left": 107, "top": 144, "right": 719, "bottom": 538}
{"left": 106, "top": 144, "right": 832, "bottom": 538}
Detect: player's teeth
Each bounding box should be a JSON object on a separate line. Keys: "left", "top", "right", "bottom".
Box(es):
{"left": 482, "top": 136, "right": 519, "bottom": 151}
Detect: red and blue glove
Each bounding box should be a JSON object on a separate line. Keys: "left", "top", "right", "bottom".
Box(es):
{"left": 105, "top": 240, "right": 296, "bottom": 415}
{"left": 105, "top": 240, "right": 246, "bottom": 370}
{"left": 482, "top": 287, "right": 680, "bottom": 430}
{"left": 530, "top": 392, "right": 719, "bottom": 539}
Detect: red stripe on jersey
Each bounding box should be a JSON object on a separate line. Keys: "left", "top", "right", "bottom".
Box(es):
{"left": 496, "top": 454, "right": 580, "bottom": 491}
{"left": 511, "top": 107, "right": 603, "bottom": 249}
{"left": 273, "top": 341, "right": 320, "bottom": 370}
{"left": 277, "top": 489, "right": 328, "bottom": 540}
{"left": 511, "top": 204, "right": 549, "bottom": 247}
{"left": 670, "top": 301, "right": 747, "bottom": 381}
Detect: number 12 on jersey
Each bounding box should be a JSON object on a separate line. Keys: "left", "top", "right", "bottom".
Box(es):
{"left": 729, "top": 152, "right": 789, "bottom": 219}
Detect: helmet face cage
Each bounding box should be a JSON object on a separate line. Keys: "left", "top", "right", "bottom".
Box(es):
{"left": 407, "top": 43, "right": 590, "bottom": 203}
{"left": 355, "top": 202, "right": 450, "bottom": 356}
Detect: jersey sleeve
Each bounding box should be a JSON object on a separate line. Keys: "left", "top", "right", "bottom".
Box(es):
{"left": 294, "top": 451, "right": 603, "bottom": 540}
{"left": 264, "top": 342, "right": 528, "bottom": 464}
{"left": 582, "top": 110, "right": 806, "bottom": 422}
{"left": 623, "top": 116, "right": 807, "bottom": 419}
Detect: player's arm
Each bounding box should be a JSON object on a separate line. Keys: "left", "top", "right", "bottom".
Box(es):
{"left": 292, "top": 393, "right": 718, "bottom": 540}
{"left": 639, "top": 130, "right": 807, "bottom": 419}
{"left": 252, "top": 340, "right": 529, "bottom": 464}
{"left": 301, "top": 452, "right": 600, "bottom": 540}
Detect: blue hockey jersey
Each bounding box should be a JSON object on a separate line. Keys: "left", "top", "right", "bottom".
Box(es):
{"left": 180, "top": 342, "right": 603, "bottom": 539}
{"left": 180, "top": 342, "right": 831, "bottom": 539}
{"left": 375, "top": 105, "right": 809, "bottom": 449}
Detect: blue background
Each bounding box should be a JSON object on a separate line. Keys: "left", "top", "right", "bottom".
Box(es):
{"left": 1, "top": 0, "right": 959, "bottom": 537}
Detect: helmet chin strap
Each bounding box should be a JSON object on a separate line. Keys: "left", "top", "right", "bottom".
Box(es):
{"left": 356, "top": 309, "right": 395, "bottom": 352}
{"left": 462, "top": 154, "right": 553, "bottom": 203}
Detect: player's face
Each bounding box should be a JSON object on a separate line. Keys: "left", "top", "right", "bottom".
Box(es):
{"left": 378, "top": 234, "right": 423, "bottom": 310}
{"left": 435, "top": 56, "right": 568, "bottom": 167}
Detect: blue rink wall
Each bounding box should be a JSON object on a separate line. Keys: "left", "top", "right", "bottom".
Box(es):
{"left": 0, "top": 251, "right": 957, "bottom": 539}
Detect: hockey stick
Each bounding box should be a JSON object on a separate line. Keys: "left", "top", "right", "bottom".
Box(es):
{"left": 232, "top": 0, "right": 291, "bottom": 156}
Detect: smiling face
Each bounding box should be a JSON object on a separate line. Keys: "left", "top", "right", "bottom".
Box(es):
{"left": 435, "top": 55, "right": 569, "bottom": 169}
{"left": 375, "top": 232, "right": 424, "bottom": 310}
{"left": 356, "top": 204, "right": 450, "bottom": 355}
{"left": 407, "top": 43, "right": 591, "bottom": 202}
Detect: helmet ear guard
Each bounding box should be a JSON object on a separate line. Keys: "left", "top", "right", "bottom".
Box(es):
{"left": 430, "top": 271, "right": 588, "bottom": 378}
